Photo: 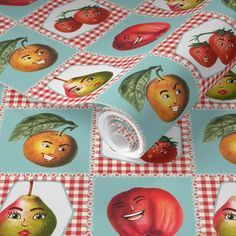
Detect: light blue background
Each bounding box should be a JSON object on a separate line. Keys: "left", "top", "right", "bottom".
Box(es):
{"left": 0, "top": 25, "right": 77, "bottom": 93}
{"left": 93, "top": 176, "right": 196, "bottom": 235}
{"left": 190, "top": 110, "right": 236, "bottom": 174}
{"left": 0, "top": 108, "right": 92, "bottom": 173}
{"left": 0, "top": 0, "right": 49, "bottom": 21}
{"left": 109, "top": 0, "right": 143, "bottom": 9}
{"left": 88, "top": 13, "right": 190, "bottom": 57}
{"left": 95, "top": 55, "right": 199, "bottom": 150}
{"left": 204, "top": 0, "right": 236, "bottom": 19}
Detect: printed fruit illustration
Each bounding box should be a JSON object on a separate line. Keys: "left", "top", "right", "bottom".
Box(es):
{"left": 141, "top": 136, "right": 178, "bottom": 163}
{"left": 9, "top": 113, "right": 78, "bottom": 168}
{"left": 165, "top": 0, "right": 204, "bottom": 11}
{"left": 119, "top": 65, "right": 189, "bottom": 122}
{"left": 0, "top": 0, "right": 37, "bottom": 6}
{"left": 73, "top": 5, "right": 110, "bottom": 25}
{"left": 190, "top": 28, "right": 236, "bottom": 67}
{"left": 205, "top": 71, "right": 236, "bottom": 100}
{"left": 112, "top": 22, "right": 171, "bottom": 51}
{"left": 9, "top": 44, "right": 58, "bottom": 72}
{"left": 213, "top": 196, "right": 236, "bottom": 236}
{"left": 107, "top": 187, "right": 183, "bottom": 236}
{"left": 221, "top": 0, "right": 236, "bottom": 12}
{"left": 54, "top": 17, "right": 82, "bottom": 33}
{"left": 53, "top": 71, "right": 113, "bottom": 98}
{"left": 0, "top": 180, "right": 57, "bottom": 236}
{"left": 189, "top": 41, "right": 218, "bottom": 68}
{"left": 203, "top": 114, "right": 236, "bottom": 165}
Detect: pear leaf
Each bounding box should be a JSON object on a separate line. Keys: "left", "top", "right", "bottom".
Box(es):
{"left": 9, "top": 113, "right": 76, "bottom": 141}
{"left": 118, "top": 66, "right": 158, "bottom": 112}
{"left": 203, "top": 114, "right": 236, "bottom": 142}
{"left": 0, "top": 37, "right": 27, "bottom": 73}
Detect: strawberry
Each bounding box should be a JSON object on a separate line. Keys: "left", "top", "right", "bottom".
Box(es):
{"left": 141, "top": 136, "right": 178, "bottom": 163}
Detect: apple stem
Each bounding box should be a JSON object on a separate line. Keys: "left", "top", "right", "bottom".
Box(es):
{"left": 58, "top": 125, "right": 78, "bottom": 136}
{"left": 20, "top": 37, "right": 28, "bottom": 49}
{"left": 155, "top": 65, "right": 164, "bottom": 81}
{"left": 27, "top": 180, "right": 33, "bottom": 196}
{"left": 54, "top": 77, "right": 67, "bottom": 82}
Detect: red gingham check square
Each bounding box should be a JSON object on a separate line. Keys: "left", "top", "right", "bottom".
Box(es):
{"left": 151, "top": 11, "right": 236, "bottom": 97}
{"left": 91, "top": 108, "right": 194, "bottom": 175}
{"left": 136, "top": 0, "right": 210, "bottom": 18}
{"left": 0, "top": 174, "right": 92, "bottom": 236}
{"left": 25, "top": 52, "right": 144, "bottom": 106}
{"left": 20, "top": 0, "right": 129, "bottom": 50}
{"left": 194, "top": 95, "right": 236, "bottom": 110}
{"left": 0, "top": 14, "right": 16, "bottom": 35}
{"left": 194, "top": 174, "right": 236, "bottom": 236}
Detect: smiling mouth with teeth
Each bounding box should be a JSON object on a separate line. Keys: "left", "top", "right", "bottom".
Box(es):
{"left": 171, "top": 105, "right": 179, "bottom": 113}
{"left": 35, "top": 59, "right": 46, "bottom": 65}
{"left": 123, "top": 210, "right": 144, "bottom": 221}
{"left": 43, "top": 154, "right": 55, "bottom": 161}
{"left": 132, "top": 36, "right": 142, "bottom": 45}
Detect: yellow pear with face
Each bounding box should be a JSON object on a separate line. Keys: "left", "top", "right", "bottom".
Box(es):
{"left": 0, "top": 181, "right": 57, "bottom": 236}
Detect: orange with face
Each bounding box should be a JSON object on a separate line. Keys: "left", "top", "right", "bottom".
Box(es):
{"left": 23, "top": 130, "right": 78, "bottom": 167}
{"left": 146, "top": 74, "right": 189, "bottom": 122}
{"left": 9, "top": 44, "right": 58, "bottom": 72}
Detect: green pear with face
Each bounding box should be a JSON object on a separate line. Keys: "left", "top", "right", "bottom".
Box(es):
{"left": 0, "top": 181, "right": 57, "bottom": 236}
{"left": 205, "top": 71, "right": 236, "bottom": 100}
{"left": 54, "top": 71, "right": 113, "bottom": 98}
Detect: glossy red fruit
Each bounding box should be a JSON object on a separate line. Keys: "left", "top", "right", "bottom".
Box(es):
{"left": 73, "top": 5, "right": 110, "bottom": 25}
{"left": 141, "top": 136, "right": 178, "bottom": 163}
{"left": 54, "top": 17, "right": 82, "bottom": 33}
{"left": 112, "top": 22, "right": 171, "bottom": 51}
{"left": 209, "top": 29, "right": 236, "bottom": 65}
{"left": 189, "top": 41, "right": 218, "bottom": 67}
{"left": 107, "top": 187, "right": 183, "bottom": 236}
{"left": 0, "top": 0, "right": 37, "bottom": 6}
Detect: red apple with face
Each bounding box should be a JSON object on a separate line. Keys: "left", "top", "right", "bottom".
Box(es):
{"left": 107, "top": 187, "right": 183, "bottom": 236}
{"left": 0, "top": 0, "right": 37, "bottom": 6}
{"left": 112, "top": 22, "right": 171, "bottom": 51}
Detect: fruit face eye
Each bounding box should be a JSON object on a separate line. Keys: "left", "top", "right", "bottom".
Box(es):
{"left": 162, "top": 94, "right": 170, "bottom": 99}
{"left": 42, "top": 143, "right": 51, "bottom": 148}
{"left": 33, "top": 213, "right": 46, "bottom": 220}
{"left": 87, "top": 77, "right": 95, "bottom": 82}
{"left": 8, "top": 212, "right": 21, "bottom": 220}
{"left": 176, "top": 89, "right": 181, "bottom": 95}
{"left": 37, "top": 51, "right": 44, "bottom": 56}
{"left": 224, "top": 212, "right": 236, "bottom": 221}
{"left": 22, "top": 56, "right": 32, "bottom": 62}
{"left": 218, "top": 40, "right": 225, "bottom": 47}
{"left": 227, "top": 79, "right": 236, "bottom": 84}
{"left": 58, "top": 147, "right": 65, "bottom": 151}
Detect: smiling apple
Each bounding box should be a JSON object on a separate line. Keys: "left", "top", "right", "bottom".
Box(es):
{"left": 107, "top": 187, "right": 183, "bottom": 236}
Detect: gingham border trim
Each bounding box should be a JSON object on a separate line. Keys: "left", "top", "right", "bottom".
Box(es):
{"left": 26, "top": 52, "right": 145, "bottom": 106}
{"left": 20, "top": 0, "right": 130, "bottom": 50}
{"left": 0, "top": 14, "right": 16, "bottom": 35}
{"left": 151, "top": 11, "right": 236, "bottom": 97}
{"left": 135, "top": 0, "right": 211, "bottom": 18}
{"left": 0, "top": 173, "right": 92, "bottom": 236}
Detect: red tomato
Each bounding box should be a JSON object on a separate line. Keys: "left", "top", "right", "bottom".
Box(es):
{"left": 73, "top": 5, "right": 110, "bottom": 25}
{"left": 141, "top": 136, "right": 178, "bottom": 163}
{"left": 54, "top": 17, "right": 82, "bottom": 33}
{"left": 107, "top": 187, "right": 183, "bottom": 236}
{"left": 189, "top": 42, "right": 218, "bottom": 68}
{"left": 209, "top": 29, "right": 236, "bottom": 65}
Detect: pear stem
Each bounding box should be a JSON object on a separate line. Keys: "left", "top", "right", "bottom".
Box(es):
{"left": 27, "top": 180, "right": 33, "bottom": 196}
{"left": 155, "top": 65, "right": 164, "bottom": 81}
{"left": 58, "top": 125, "right": 78, "bottom": 136}
{"left": 54, "top": 77, "right": 67, "bottom": 82}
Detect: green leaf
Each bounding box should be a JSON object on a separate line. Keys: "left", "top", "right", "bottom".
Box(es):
{"left": 0, "top": 37, "right": 27, "bottom": 73}
{"left": 203, "top": 114, "right": 236, "bottom": 142}
{"left": 9, "top": 113, "right": 77, "bottom": 141}
{"left": 118, "top": 66, "right": 158, "bottom": 112}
